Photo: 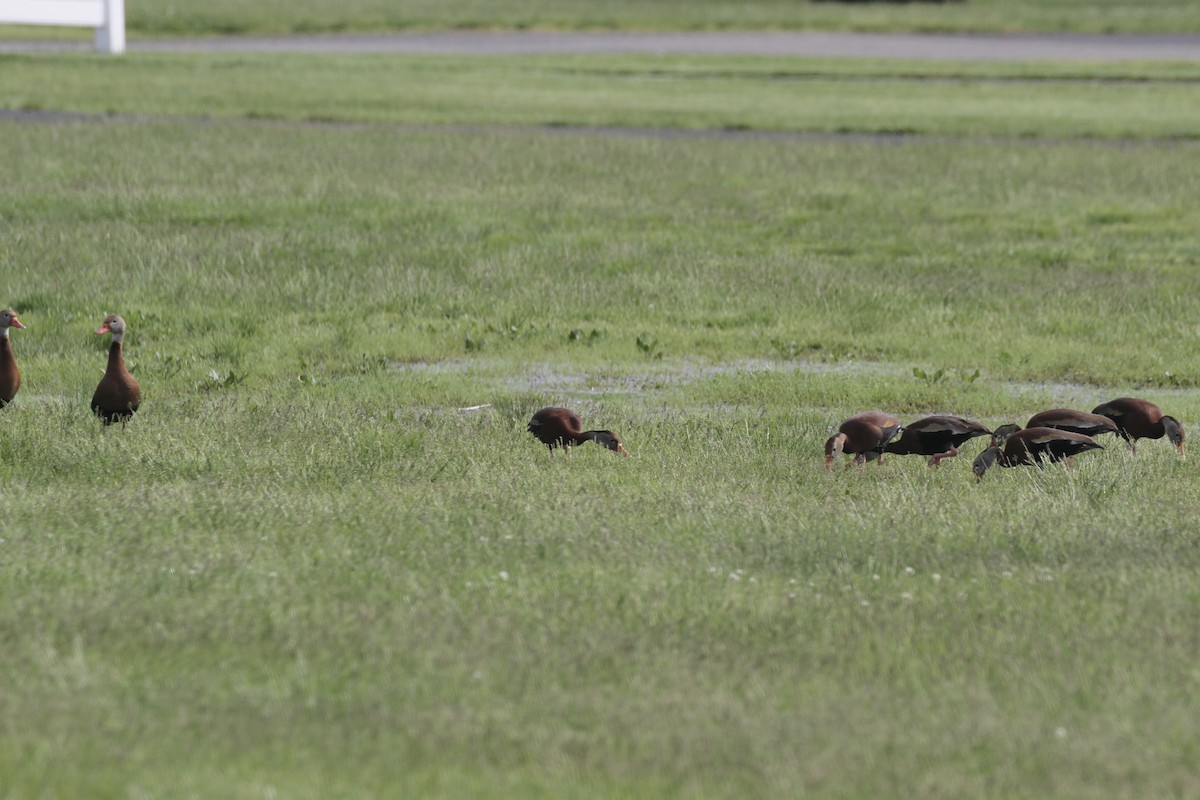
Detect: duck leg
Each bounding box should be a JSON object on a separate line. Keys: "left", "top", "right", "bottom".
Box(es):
{"left": 927, "top": 445, "right": 959, "bottom": 467}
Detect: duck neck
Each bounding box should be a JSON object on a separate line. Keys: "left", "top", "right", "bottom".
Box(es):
{"left": 107, "top": 340, "right": 125, "bottom": 372}
{"left": 576, "top": 430, "right": 601, "bottom": 447}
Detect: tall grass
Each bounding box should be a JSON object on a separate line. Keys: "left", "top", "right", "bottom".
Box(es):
{"left": 1, "top": 71, "right": 1200, "bottom": 797}
{"left": 3, "top": 117, "right": 1199, "bottom": 386}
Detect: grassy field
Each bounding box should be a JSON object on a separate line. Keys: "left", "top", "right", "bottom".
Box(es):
{"left": 2, "top": 43, "right": 1200, "bottom": 800}
{"left": 5, "top": 54, "right": 1200, "bottom": 140}
{"left": 6, "top": 0, "right": 1200, "bottom": 36}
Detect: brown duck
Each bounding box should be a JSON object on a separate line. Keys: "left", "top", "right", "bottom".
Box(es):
{"left": 0, "top": 309, "right": 26, "bottom": 407}
{"left": 824, "top": 411, "right": 903, "bottom": 469}
{"left": 1091, "top": 397, "right": 1184, "bottom": 457}
{"left": 883, "top": 414, "right": 991, "bottom": 467}
{"left": 91, "top": 315, "right": 141, "bottom": 426}
{"left": 528, "top": 407, "right": 629, "bottom": 457}
{"left": 972, "top": 427, "right": 1103, "bottom": 481}
{"left": 1025, "top": 408, "right": 1119, "bottom": 440}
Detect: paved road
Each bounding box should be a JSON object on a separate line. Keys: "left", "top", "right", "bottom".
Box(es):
{"left": 3, "top": 31, "right": 1200, "bottom": 61}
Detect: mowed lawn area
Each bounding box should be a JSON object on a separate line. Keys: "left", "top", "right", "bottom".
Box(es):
{"left": 5, "top": 0, "right": 1200, "bottom": 35}
{"left": 2, "top": 37, "right": 1200, "bottom": 800}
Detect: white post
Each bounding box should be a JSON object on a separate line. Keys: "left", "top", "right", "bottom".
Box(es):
{"left": 95, "top": 0, "right": 125, "bottom": 54}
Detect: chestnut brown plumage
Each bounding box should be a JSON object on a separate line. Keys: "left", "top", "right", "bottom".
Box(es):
{"left": 91, "top": 315, "right": 141, "bottom": 426}
{"left": 824, "top": 411, "right": 903, "bottom": 469}
{"left": 972, "top": 426, "right": 1103, "bottom": 481}
{"left": 883, "top": 415, "right": 991, "bottom": 467}
{"left": 528, "top": 407, "right": 629, "bottom": 457}
{"left": 0, "top": 309, "right": 26, "bottom": 408}
{"left": 1091, "top": 397, "right": 1185, "bottom": 457}
{"left": 1026, "top": 408, "right": 1119, "bottom": 439}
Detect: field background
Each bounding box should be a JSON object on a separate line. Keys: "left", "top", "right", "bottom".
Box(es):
{"left": 3, "top": 0, "right": 1200, "bottom": 36}
{"left": 6, "top": 0, "right": 1200, "bottom": 36}
{"left": 2, "top": 4, "right": 1200, "bottom": 800}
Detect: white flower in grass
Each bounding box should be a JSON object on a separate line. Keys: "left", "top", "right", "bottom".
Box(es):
{"left": 932, "top": 573, "right": 942, "bottom": 582}
{"left": 905, "top": 566, "right": 915, "bottom": 575}
{"left": 729, "top": 573, "right": 741, "bottom": 581}
{"left": 498, "top": 571, "right": 509, "bottom": 581}
{"left": 860, "top": 600, "right": 870, "bottom": 607}
{"left": 1055, "top": 727, "right": 1068, "bottom": 739}
{"left": 901, "top": 592, "right": 913, "bottom": 600}
{"left": 872, "top": 574, "right": 880, "bottom": 581}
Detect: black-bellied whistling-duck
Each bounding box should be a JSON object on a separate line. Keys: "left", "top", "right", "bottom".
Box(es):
{"left": 989, "top": 423, "right": 1021, "bottom": 447}
{"left": 528, "top": 407, "right": 629, "bottom": 457}
{"left": 0, "top": 309, "right": 26, "bottom": 407}
{"left": 972, "top": 427, "right": 1103, "bottom": 481}
{"left": 1026, "top": 408, "right": 1119, "bottom": 439}
{"left": 883, "top": 415, "right": 991, "bottom": 467}
{"left": 91, "top": 315, "right": 141, "bottom": 426}
{"left": 1091, "top": 397, "right": 1185, "bottom": 457}
{"left": 824, "top": 411, "right": 902, "bottom": 469}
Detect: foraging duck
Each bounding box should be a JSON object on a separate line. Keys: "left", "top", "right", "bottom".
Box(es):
{"left": 0, "top": 309, "right": 26, "bottom": 407}
{"left": 972, "top": 427, "right": 1103, "bottom": 481}
{"left": 824, "top": 411, "right": 902, "bottom": 468}
{"left": 1091, "top": 397, "right": 1184, "bottom": 456}
{"left": 1025, "top": 408, "right": 1119, "bottom": 439}
{"left": 883, "top": 415, "right": 992, "bottom": 467}
{"left": 528, "top": 407, "right": 629, "bottom": 456}
{"left": 91, "top": 315, "right": 141, "bottom": 426}
{"left": 989, "top": 423, "right": 1021, "bottom": 447}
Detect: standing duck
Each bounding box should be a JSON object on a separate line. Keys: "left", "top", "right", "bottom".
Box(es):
{"left": 1025, "top": 408, "right": 1119, "bottom": 439}
{"left": 972, "top": 427, "right": 1103, "bottom": 481}
{"left": 1091, "top": 397, "right": 1185, "bottom": 457}
{"left": 883, "top": 415, "right": 991, "bottom": 467}
{"left": 528, "top": 407, "right": 629, "bottom": 457}
{"left": 91, "top": 315, "right": 141, "bottom": 426}
{"left": 824, "top": 411, "right": 903, "bottom": 469}
{"left": 0, "top": 309, "right": 26, "bottom": 407}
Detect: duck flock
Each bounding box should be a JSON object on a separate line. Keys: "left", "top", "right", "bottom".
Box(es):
{"left": 0, "top": 311, "right": 141, "bottom": 425}
{"left": 824, "top": 404, "right": 1185, "bottom": 481}
{"left": 526, "top": 397, "right": 1186, "bottom": 481}
{"left": 1, "top": 307, "right": 1185, "bottom": 480}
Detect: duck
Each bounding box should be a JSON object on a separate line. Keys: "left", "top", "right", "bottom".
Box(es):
{"left": 528, "top": 407, "right": 629, "bottom": 456}
{"left": 0, "top": 309, "right": 26, "bottom": 407}
{"left": 824, "top": 411, "right": 903, "bottom": 469}
{"left": 883, "top": 415, "right": 992, "bottom": 467}
{"left": 91, "top": 315, "right": 141, "bottom": 426}
{"left": 972, "top": 427, "right": 1103, "bottom": 481}
{"left": 1091, "top": 397, "right": 1185, "bottom": 457}
{"left": 1025, "top": 408, "right": 1119, "bottom": 439}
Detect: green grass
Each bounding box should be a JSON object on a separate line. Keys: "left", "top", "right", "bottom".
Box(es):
{"left": 3, "top": 50, "right": 1200, "bottom": 798}
{"left": 5, "top": 53, "right": 1200, "bottom": 140}
{"left": 6, "top": 0, "right": 1200, "bottom": 36}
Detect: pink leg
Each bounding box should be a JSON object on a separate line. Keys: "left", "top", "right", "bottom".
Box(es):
{"left": 927, "top": 446, "right": 959, "bottom": 467}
